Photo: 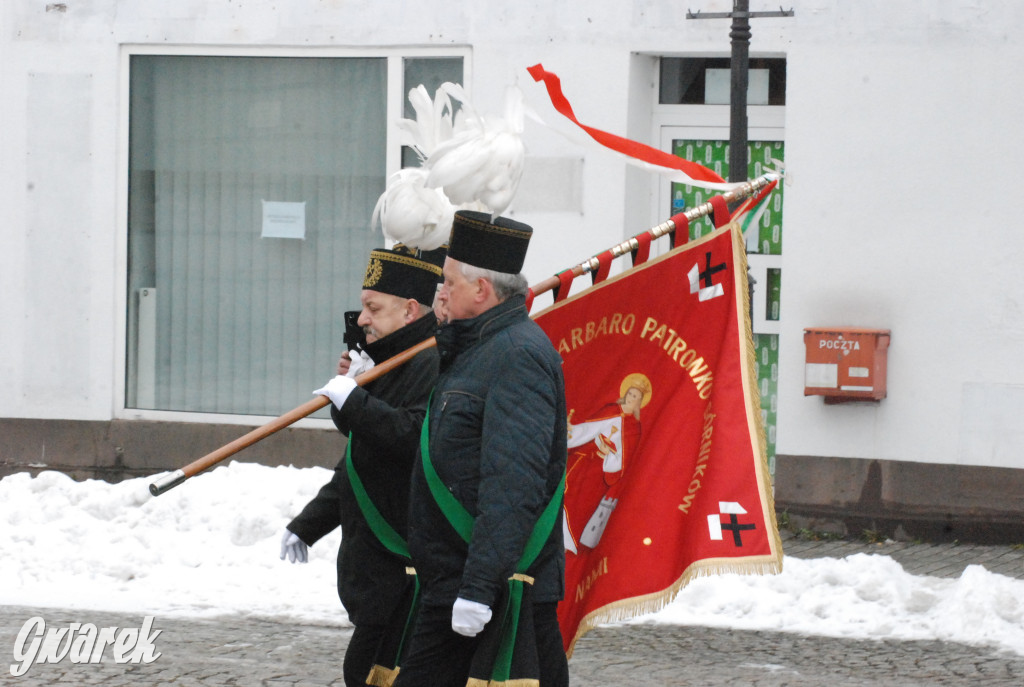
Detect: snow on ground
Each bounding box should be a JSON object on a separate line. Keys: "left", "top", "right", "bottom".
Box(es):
{"left": 2, "top": 462, "right": 1022, "bottom": 657}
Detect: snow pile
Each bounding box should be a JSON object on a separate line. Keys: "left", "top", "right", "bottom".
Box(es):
{"left": 2, "top": 463, "right": 1022, "bottom": 656}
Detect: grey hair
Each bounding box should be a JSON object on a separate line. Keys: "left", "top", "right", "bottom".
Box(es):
{"left": 458, "top": 262, "right": 529, "bottom": 302}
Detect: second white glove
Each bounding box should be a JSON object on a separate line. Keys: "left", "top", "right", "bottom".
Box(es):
{"left": 314, "top": 375, "right": 357, "bottom": 409}
{"left": 345, "top": 350, "right": 376, "bottom": 379}
{"left": 279, "top": 529, "right": 308, "bottom": 564}
{"left": 451, "top": 597, "right": 492, "bottom": 637}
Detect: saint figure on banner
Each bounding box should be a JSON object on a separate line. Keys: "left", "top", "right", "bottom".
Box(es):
{"left": 563, "top": 373, "right": 652, "bottom": 554}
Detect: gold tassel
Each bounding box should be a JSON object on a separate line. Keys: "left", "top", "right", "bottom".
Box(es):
{"left": 366, "top": 664, "right": 399, "bottom": 687}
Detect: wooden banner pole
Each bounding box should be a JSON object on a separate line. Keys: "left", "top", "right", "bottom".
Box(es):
{"left": 149, "top": 174, "right": 777, "bottom": 496}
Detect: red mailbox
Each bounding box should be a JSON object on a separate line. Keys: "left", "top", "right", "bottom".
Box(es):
{"left": 804, "top": 328, "right": 890, "bottom": 402}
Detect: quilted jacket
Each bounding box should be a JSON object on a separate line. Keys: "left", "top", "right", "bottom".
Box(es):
{"left": 407, "top": 295, "right": 568, "bottom": 608}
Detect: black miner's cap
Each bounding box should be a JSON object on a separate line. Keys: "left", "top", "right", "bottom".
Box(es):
{"left": 448, "top": 210, "right": 532, "bottom": 274}
{"left": 362, "top": 243, "right": 446, "bottom": 304}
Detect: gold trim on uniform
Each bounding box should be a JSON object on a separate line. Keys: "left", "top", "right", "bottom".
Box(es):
{"left": 467, "top": 679, "right": 539, "bottom": 687}
{"left": 458, "top": 214, "right": 532, "bottom": 240}
{"left": 366, "top": 250, "right": 444, "bottom": 279}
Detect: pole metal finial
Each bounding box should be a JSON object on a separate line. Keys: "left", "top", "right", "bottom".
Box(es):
{"left": 149, "top": 469, "right": 187, "bottom": 496}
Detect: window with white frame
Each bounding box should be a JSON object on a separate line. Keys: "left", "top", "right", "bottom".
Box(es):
{"left": 125, "top": 53, "right": 463, "bottom": 416}
{"left": 656, "top": 55, "right": 785, "bottom": 472}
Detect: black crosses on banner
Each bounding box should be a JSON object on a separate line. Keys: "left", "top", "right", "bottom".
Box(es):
{"left": 689, "top": 250, "right": 729, "bottom": 302}
{"left": 709, "top": 502, "right": 757, "bottom": 546}
{"left": 721, "top": 513, "right": 756, "bottom": 547}
{"left": 699, "top": 252, "right": 727, "bottom": 288}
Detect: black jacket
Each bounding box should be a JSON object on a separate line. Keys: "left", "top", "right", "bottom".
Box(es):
{"left": 287, "top": 313, "right": 439, "bottom": 625}
{"left": 407, "top": 295, "right": 568, "bottom": 608}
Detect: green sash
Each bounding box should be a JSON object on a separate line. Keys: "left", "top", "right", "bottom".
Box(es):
{"left": 345, "top": 435, "right": 410, "bottom": 559}
{"left": 345, "top": 434, "right": 418, "bottom": 686}
{"left": 420, "top": 395, "right": 565, "bottom": 685}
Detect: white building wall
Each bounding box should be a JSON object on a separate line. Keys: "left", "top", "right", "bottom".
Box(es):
{"left": 779, "top": 2, "right": 1024, "bottom": 470}
{"left": 2, "top": 1, "right": 1022, "bottom": 470}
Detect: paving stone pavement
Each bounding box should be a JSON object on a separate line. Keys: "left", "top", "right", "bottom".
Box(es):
{"left": 3, "top": 533, "right": 1023, "bottom": 686}
{"left": 777, "top": 530, "right": 1024, "bottom": 580}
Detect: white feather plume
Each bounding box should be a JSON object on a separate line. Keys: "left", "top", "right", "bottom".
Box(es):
{"left": 395, "top": 84, "right": 456, "bottom": 162}
{"left": 373, "top": 84, "right": 461, "bottom": 250}
{"left": 371, "top": 81, "right": 526, "bottom": 249}
{"left": 371, "top": 167, "right": 454, "bottom": 251}
{"left": 425, "top": 83, "right": 526, "bottom": 218}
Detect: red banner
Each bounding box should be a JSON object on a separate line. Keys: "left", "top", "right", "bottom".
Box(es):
{"left": 533, "top": 223, "right": 783, "bottom": 655}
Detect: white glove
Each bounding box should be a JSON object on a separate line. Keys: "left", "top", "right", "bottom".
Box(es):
{"left": 345, "top": 350, "right": 376, "bottom": 378}
{"left": 452, "top": 597, "right": 492, "bottom": 637}
{"left": 279, "top": 529, "right": 308, "bottom": 564}
{"left": 314, "top": 375, "right": 357, "bottom": 409}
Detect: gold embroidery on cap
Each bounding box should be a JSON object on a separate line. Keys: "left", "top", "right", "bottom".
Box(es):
{"left": 363, "top": 257, "right": 384, "bottom": 287}
{"left": 459, "top": 214, "right": 531, "bottom": 240}
{"left": 376, "top": 252, "right": 443, "bottom": 276}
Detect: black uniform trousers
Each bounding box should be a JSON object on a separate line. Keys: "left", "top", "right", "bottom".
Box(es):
{"left": 392, "top": 601, "right": 568, "bottom": 687}
{"left": 344, "top": 622, "right": 387, "bottom": 687}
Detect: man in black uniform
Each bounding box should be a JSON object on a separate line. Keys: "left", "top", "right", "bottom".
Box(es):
{"left": 280, "top": 244, "right": 444, "bottom": 687}
{"left": 394, "top": 211, "right": 569, "bottom": 687}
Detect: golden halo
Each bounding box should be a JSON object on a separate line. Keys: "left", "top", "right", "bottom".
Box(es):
{"left": 619, "top": 373, "right": 653, "bottom": 408}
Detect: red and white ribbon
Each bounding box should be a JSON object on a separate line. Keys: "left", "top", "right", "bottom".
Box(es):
{"left": 527, "top": 63, "right": 739, "bottom": 191}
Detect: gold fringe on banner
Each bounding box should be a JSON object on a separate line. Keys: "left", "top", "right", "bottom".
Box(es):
{"left": 731, "top": 222, "right": 785, "bottom": 578}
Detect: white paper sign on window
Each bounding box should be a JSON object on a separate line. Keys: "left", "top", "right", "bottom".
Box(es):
{"left": 261, "top": 200, "right": 306, "bottom": 239}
